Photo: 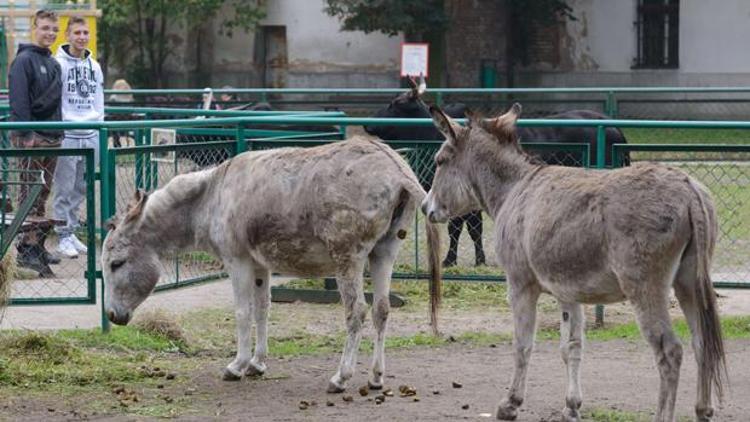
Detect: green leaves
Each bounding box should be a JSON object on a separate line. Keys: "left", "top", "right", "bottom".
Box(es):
{"left": 324, "top": 0, "right": 449, "bottom": 37}
{"left": 98, "top": 0, "right": 266, "bottom": 87}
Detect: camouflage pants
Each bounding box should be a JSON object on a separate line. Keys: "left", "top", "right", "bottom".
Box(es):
{"left": 11, "top": 133, "right": 61, "bottom": 246}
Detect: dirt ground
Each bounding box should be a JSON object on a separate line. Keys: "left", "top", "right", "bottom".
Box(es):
{"left": 2, "top": 338, "right": 749, "bottom": 421}
{"left": 3, "top": 279, "right": 750, "bottom": 421}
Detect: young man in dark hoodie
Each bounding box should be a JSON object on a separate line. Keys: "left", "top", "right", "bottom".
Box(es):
{"left": 9, "top": 9, "right": 64, "bottom": 277}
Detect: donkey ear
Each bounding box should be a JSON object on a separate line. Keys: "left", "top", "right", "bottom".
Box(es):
{"left": 124, "top": 189, "right": 149, "bottom": 224}
{"left": 429, "top": 106, "right": 463, "bottom": 144}
{"left": 417, "top": 73, "right": 427, "bottom": 96}
{"left": 484, "top": 103, "right": 522, "bottom": 142}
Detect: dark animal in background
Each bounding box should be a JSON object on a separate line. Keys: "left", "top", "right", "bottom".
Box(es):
{"left": 518, "top": 109, "right": 629, "bottom": 167}
{"left": 366, "top": 76, "right": 630, "bottom": 267}
{"left": 365, "top": 76, "right": 485, "bottom": 267}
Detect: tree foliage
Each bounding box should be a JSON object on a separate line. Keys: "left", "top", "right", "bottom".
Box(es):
{"left": 323, "top": 0, "right": 448, "bottom": 38}
{"left": 99, "top": 0, "right": 265, "bottom": 87}
{"left": 508, "top": 0, "right": 575, "bottom": 66}
{"left": 324, "top": 0, "right": 574, "bottom": 84}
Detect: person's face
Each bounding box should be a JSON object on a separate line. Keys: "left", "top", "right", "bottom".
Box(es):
{"left": 220, "top": 94, "right": 232, "bottom": 102}
{"left": 33, "top": 17, "right": 59, "bottom": 49}
{"left": 66, "top": 22, "right": 90, "bottom": 56}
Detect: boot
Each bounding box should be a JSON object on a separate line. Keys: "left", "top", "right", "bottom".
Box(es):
{"left": 475, "top": 248, "right": 486, "bottom": 267}
{"left": 442, "top": 252, "right": 457, "bottom": 268}
{"left": 37, "top": 229, "right": 60, "bottom": 265}
{"left": 16, "top": 243, "right": 56, "bottom": 278}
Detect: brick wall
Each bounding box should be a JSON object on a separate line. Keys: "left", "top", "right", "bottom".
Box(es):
{"left": 444, "top": 0, "right": 509, "bottom": 87}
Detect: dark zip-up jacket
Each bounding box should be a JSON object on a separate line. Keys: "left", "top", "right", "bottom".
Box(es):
{"left": 9, "top": 43, "right": 63, "bottom": 141}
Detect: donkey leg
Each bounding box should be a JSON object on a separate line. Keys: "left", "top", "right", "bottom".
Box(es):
{"left": 559, "top": 302, "right": 585, "bottom": 422}
{"left": 328, "top": 260, "right": 368, "bottom": 393}
{"left": 223, "top": 258, "right": 255, "bottom": 381}
{"left": 673, "top": 257, "right": 714, "bottom": 422}
{"left": 367, "top": 237, "right": 400, "bottom": 389}
{"left": 631, "top": 296, "right": 683, "bottom": 422}
{"left": 497, "top": 283, "right": 541, "bottom": 420}
{"left": 466, "top": 210, "right": 486, "bottom": 266}
{"left": 443, "top": 215, "right": 464, "bottom": 267}
{"left": 246, "top": 265, "right": 271, "bottom": 377}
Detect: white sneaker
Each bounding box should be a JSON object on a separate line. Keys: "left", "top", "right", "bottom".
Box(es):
{"left": 70, "top": 234, "right": 88, "bottom": 254}
{"left": 57, "top": 236, "right": 79, "bottom": 259}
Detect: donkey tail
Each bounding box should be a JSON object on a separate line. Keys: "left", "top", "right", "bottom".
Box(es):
{"left": 425, "top": 220, "right": 442, "bottom": 336}
{"left": 400, "top": 178, "right": 442, "bottom": 336}
{"left": 687, "top": 177, "right": 727, "bottom": 400}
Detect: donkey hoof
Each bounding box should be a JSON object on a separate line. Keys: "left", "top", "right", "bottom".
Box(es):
{"left": 496, "top": 404, "right": 518, "bottom": 420}
{"left": 368, "top": 380, "right": 383, "bottom": 390}
{"left": 222, "top": 367, "right": 242, "bottom": 381}
{"left": 696, "top": 407, "right": 714, "bottom": 422}
{"left": 245, "top": 362, "right": 266, "bottom": 377}
{"left": 561, "top": 408, "right": 580, "bottom": 422}
{"left": 327, "top": 381, "right": 346, "bottom": 394}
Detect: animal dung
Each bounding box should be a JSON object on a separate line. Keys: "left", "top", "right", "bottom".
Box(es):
{"left": 359, "top": 385, "right": 370, "bottom": 396}
{"left": 452, "top": 381, "right": 463, "bottom": 389}
{"left": 383, "top": 388, "right": 394, "bottom": 397}
{"left": 398, "top": 385, "right": 417, "bottom": 397}
{"left": 342, "top": 395, "right": 354, "bottom": 402}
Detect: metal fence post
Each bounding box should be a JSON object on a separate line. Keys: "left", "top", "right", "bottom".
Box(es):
{"left": 236, "top": 123, "right": 246, "bottom": 155}
{"left": 595, "top": 124, "right": 606, "bottom": 326}
{"left": 98, "top": 128, "right": 112, "bottom": 333}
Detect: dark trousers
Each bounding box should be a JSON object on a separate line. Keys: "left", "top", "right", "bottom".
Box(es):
{"left": 11, "top": 133, "right": 60, "bottom": 246}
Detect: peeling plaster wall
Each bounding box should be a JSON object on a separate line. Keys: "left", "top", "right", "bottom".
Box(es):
{"left": 523, "top": 0, "right": 750, "bottom": 87}
{"left": 261, "top": 0, "right": 402, "bottom": 87}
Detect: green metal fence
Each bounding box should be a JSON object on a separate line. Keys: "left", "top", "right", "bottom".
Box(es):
{"left": 1, "top": 147, "right": 96, "bottom": 305}
{"left": 58, "top": 86, "right": 750, "bottom": 119}
{"left": 1, "top": 111, "right": 749, "bottom": 330}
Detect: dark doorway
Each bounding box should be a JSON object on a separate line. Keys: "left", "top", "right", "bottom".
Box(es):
{"left": 255, "top": 26, "right": 288, "bottom": 88}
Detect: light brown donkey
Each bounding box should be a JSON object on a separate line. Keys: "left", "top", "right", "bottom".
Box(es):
{"left": 422, "top": 104, "right": 726, "bottom": 422}
{"left": 102, "top": 138, "right": 441, "bottom": 394}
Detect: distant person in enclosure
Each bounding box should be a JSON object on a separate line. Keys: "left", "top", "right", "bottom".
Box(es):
{"left": 108, "top": 79, "right": 134, "bottom": 103}
{"left": 8, "top": 9, "right": 64, "bottom": 277}
{"left": 52, "top": 15, "right": 104, "bottom": 259}
{"left": 107, "top": 79, "right": 135, "bottom": 148}
{"left": 214, "top": 85, "right": 235, "bottom": 110}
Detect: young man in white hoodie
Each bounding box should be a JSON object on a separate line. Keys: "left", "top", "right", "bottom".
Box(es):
{"left": 53, "top": 16, "right": 104, "bottom": 258}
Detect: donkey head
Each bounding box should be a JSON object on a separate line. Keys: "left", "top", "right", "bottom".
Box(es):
{"left": 365, "top": 75, "right": 429, "bottom": 138}
{"left": 102, "top": 190, "right": 161, "bottom": 325}
{"left": 421, "top": 103, "right": 522, "bottom": 223}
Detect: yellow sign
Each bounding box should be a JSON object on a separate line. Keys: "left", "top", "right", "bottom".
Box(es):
{"left": 31, "top": 15, "right": 98, "bottom": 59}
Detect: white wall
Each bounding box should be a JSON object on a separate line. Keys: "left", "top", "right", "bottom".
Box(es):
{"left": 262, "top": 0, "right": 402, "bottom": 86}
{"left": 560, "top": 0, "right": 750, "bottom": 75}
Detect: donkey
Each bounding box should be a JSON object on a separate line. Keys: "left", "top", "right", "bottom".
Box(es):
{"left": 422, "top": 104, "right": 726, "bottom": 422}
{"left": 102, "top": 137, "right": 441, "bottom": 393}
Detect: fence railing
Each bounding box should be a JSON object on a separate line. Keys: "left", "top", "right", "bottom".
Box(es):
{"left": 1, "top": 113, "right": 749, "bottom": 330}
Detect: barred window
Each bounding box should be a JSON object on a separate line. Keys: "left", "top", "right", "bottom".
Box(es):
{"left": 634, "top": 0, "right": 679, "bottom": 68}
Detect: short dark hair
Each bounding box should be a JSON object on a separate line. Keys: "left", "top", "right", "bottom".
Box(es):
{"left": 33, "top": 9, "right": 58, "bottom": 26}
{"left": 66, "top": 16, "right": 88, "bottom": 32}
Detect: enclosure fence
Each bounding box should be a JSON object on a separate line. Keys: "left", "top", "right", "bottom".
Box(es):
{"left": 1, "top": 108, "right": 749, "bottom": 330}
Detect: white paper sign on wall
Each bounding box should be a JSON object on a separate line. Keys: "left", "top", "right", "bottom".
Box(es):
{"left": 400, "top": 43, "right": 429, "bottom": 78}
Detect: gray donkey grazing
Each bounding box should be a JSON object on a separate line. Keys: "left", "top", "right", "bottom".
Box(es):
{"left": 422, "top": 104, "right": 726, "bottom": 422}
{"left": 102, "top": 138, "right": 441, "bottom": 393}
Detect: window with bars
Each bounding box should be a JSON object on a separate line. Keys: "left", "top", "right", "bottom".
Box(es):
{"left": 633, "top": 0, "right": 679, "bottom": 68}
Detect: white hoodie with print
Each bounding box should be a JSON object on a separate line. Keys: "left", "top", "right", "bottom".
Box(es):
{"left": 55, "top": 44, "right": 104, "bottom": 138}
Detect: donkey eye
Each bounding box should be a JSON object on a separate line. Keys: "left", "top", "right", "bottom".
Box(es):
{"left": 111, "top": 259, "right": 126, "bottom": 271}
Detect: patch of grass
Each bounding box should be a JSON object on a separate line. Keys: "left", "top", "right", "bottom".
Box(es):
{"left": 537, "top": 315, "right": 750, "bottom": 342}
{"left": 281, "top": 278, "right": 511, "bottom": 312}
{"left": 622, "top": 127, "right": 750, "bottom": 145}
{"left": 584, "top": 408, "right": 652, "bottom": 422}
{"left": 57, "top": 325, "right": 185, "bottom": 353}
{"left": 0, "top": 331, "right": 153, "bottom": 388}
